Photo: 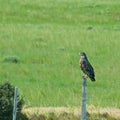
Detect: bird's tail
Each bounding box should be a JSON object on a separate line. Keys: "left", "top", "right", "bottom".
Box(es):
{"left": 91, "top": 77, "right": 95, "bottom": 82}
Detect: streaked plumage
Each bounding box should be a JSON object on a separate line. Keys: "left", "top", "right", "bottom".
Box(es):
{"left": 79, "top": 52, "right": 95, "bottom": 82}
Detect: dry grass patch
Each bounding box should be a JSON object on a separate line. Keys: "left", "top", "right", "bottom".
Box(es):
{"left": 22, "top": 106, "right": 120, "bottom": 120}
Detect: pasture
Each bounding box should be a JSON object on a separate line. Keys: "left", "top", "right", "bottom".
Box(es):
{"left": 0, "top": 0, "right": 120, "bottom": 110}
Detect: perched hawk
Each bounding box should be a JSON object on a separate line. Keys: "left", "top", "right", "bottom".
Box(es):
{"left": 79, "top": 52, "right": 95, "bottom": 82}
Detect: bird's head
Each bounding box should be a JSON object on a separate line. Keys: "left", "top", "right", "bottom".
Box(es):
{"left": 79, "top": 52, "right": 87, "bottom": 59}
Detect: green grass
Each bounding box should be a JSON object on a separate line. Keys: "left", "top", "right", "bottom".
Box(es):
{"left": 0, "top": 0, "right": 120, "bottom": 108}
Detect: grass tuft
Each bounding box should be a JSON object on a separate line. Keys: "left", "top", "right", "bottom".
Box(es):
{"left": 3, "top": 56, "right": 19, "bottom": 63}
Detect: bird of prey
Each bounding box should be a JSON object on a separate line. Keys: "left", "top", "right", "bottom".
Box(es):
{"left": 79, "top": 52, "right": 95, "bottom": 82}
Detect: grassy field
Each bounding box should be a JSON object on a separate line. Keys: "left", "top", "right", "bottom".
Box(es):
{"left": 0, "top": 0, "right": 120, "bottom": 108}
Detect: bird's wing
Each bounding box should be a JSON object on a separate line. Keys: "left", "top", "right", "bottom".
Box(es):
{"left": 79, "top": 58, "right": 95, "bottom": 77}
{"left": 86, "top": 61, "right": 95, "bottom": 77}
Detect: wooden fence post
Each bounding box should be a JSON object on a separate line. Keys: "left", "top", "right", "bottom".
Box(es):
{"left": 81, "top": 76, "right": 87, "bottom": 120}
{"left": 13, "top": 87, "right": 18, "bottom": 120}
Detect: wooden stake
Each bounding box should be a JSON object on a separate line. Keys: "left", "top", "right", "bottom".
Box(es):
{"left": 13, "top": 87, "right": 18, "bottom": 120}
{"left": 82, "top": 76, "right": 86, "bottom": 120}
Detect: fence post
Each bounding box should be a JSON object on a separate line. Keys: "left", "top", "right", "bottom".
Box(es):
{"left": 13, "top": 87, "right": 18, "bottom": 120}
{"left": 81, "top": 76, "right": 86, "bottom": 120}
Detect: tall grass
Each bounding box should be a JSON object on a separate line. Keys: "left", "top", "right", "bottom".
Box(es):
{"left": 0, "top": 0, "right": 120, "bottom": 108}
